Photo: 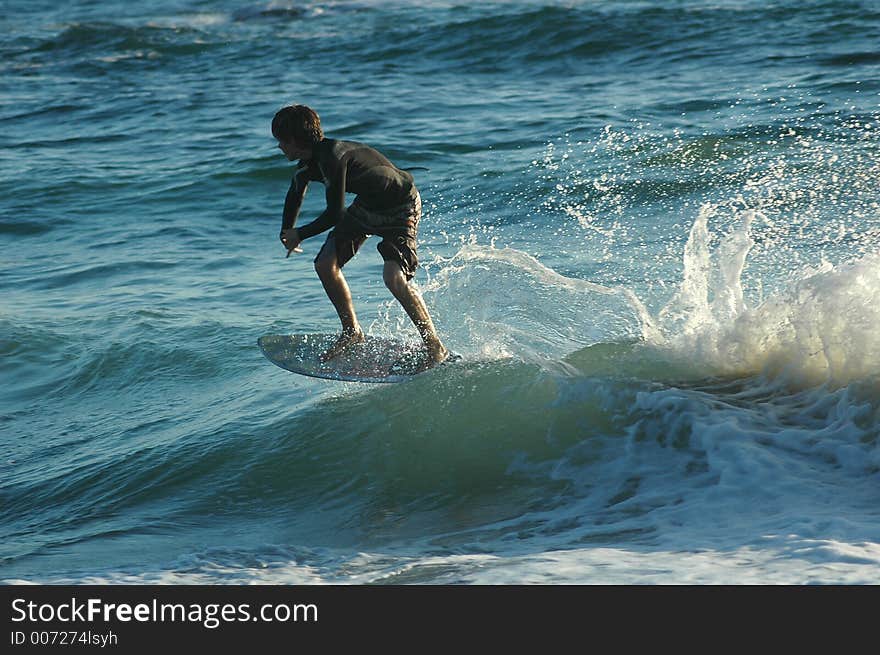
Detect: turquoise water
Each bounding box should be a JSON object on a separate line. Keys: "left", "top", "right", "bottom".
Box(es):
{"left": 2, "top": 0, "right": 879, "bottom": 583}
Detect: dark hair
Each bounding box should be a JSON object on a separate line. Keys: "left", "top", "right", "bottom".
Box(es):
{"left": 271, "top": 105, "right": 323, "bottom": 146}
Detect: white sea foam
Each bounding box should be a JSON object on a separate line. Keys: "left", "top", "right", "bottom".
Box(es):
{"left": 652, "top": 204, "right": 880, "bottom": 386}
{"left": 8, "top": 536, "right": 880, "bottom": 585}
{"left": 413, "top": 210, "right": 880, "bottom": 389}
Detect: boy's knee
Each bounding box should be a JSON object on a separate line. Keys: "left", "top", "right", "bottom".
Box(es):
{"left": 314, "top": 253, "right": 336, "bottom": 277}
{"left": 383, "top": 264, "right": 408, "bottom": 294}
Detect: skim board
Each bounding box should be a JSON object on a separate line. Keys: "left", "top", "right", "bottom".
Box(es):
{"left": 258, "top": 333, "right": 454, "bottom": 383}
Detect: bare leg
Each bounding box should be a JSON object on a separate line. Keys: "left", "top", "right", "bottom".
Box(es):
{"left": 315, "top": 240, "right": 364, "bottom": 361}
{"left": 383, "top": 260, "right": 448, "bottom": 365}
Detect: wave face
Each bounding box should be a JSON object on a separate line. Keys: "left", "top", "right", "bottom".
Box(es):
{"left": 2, "top": 0, "right": 879, "bottom": 584}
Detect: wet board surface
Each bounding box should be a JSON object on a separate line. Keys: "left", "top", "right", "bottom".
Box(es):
{"left": 258, "top": 333, "right": 436, "bottom": 383}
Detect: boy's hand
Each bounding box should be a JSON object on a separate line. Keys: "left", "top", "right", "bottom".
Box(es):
{"left": 280, "top": 228, "right": 303, "bottom": 257}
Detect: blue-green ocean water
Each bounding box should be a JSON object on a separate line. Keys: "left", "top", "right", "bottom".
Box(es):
{"left": 2, "top": 0, "right": 879, "bottom": 584}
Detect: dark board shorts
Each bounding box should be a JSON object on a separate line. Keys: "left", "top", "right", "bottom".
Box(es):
{"left": 317, "top": 189, "right": 422, "bottom": 280}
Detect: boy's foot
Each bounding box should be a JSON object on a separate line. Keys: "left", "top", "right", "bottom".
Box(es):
{"left": 389, "top": 344, "right": 452, "bottom": 375}
{"left": 320, "top": 328, "right": 365, "bottom": 362}
{"left": 429, "top": 347, "right": 450, "bottom": 366}
{"left": 407, "top": 344, "right": 450, "bottom": 373}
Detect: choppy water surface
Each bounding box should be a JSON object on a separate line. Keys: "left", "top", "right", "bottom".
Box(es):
{"left": 2, "top": 0, "right": 879, "bottom": 583}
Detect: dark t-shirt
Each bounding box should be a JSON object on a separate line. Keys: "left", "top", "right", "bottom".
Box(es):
{"left": 280, "top": 139, "right": 416, "bottom": 240}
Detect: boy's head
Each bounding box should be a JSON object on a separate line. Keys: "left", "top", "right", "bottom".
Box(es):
{"left": 272, "top": 104, "right": 323, "bottom": 148}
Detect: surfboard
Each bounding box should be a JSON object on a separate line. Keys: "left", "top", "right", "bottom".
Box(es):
{"left": 257, "top": 333, "right": 448, "bottom": 383}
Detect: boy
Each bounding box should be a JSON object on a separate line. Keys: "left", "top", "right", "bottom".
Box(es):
{"left": 272, "top": 104, "right": 449, "bottom": 366}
